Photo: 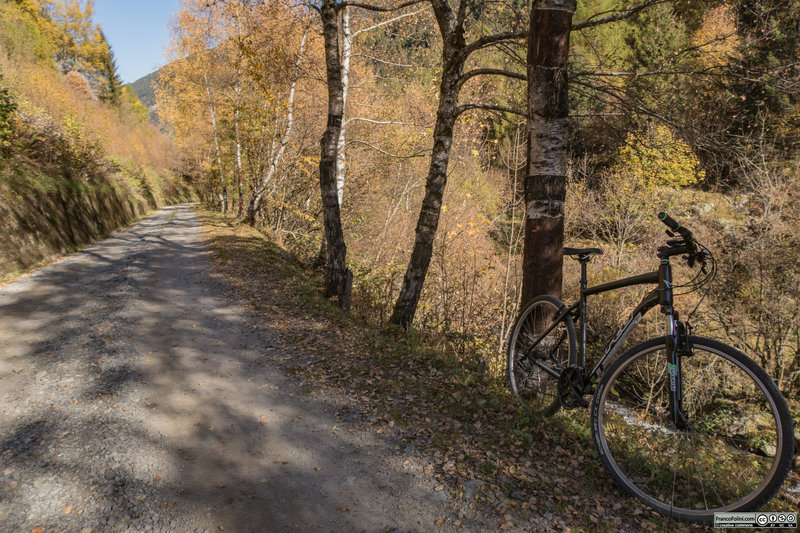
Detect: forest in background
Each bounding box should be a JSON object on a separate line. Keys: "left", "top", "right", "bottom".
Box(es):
{"left": 154, "top": 0, "right": 799, "bottom": 400}
{"left": 0, "top": 0, "right": 193, "bottom": 275}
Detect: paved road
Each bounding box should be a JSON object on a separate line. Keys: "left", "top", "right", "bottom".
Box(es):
{"left": 0, "top": 206, "right": 471, "bottom": 532}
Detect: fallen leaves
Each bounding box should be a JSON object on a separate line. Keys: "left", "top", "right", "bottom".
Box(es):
{"left": 198, "top": 210, "right": 706, "bottom": 533}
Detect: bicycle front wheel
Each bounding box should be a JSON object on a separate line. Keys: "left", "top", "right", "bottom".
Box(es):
{"left": 507, "top": 295, "right": 576, "bottom": 416}
{"left": 591, "top": 336, "right": 794, "bottom": 523}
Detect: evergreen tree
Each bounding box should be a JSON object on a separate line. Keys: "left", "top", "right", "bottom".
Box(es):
{"left": 97, "top": 30, "right": 122, "bottom": 107}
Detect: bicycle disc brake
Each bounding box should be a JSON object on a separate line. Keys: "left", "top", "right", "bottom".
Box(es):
{"left": 558, "top": 367, "right": 589, "bottom": 409}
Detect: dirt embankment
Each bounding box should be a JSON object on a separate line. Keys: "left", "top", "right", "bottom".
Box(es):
{"left": 0, "top": 156, "right": 194, "bottom": 279}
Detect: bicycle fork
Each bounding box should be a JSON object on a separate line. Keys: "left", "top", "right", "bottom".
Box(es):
{"left": 660, "top": 260, "right": 690, "bottom": 431}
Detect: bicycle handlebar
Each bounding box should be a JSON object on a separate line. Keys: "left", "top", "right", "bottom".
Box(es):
{"left": 656, "top": 212, "right": 707, "bottom": 268}
{"left": 657, "top": 212, "right": 693, "bottom": 241}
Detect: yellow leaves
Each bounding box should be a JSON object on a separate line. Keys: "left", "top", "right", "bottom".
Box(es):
{"left": 694, "top": 5, "right": 741, "bottom": 68}
{"left": 617, "top": 125, "right": 704, "bottom": 189}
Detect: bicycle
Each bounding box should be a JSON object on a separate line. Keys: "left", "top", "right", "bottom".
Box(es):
{"left": 506, "top": 212, "right": 795, "bottom": 523}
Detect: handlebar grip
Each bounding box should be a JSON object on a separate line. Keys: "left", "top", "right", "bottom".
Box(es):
{"left": 657, "top": 212, "right": 692, "bottom": 239}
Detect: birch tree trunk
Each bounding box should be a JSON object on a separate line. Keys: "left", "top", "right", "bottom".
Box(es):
{"left": 234, "top": 89, "right": 244, "bottom": 217}
{"left": 319, "top": 0, "right": 352, "bottom": 308}
{"left": 245, "top": 29, "right": 308, "bottom": 225}
{"left": 335, "top": 6, "right": 352, "bottom": 206}
{"left": 389, "top": 0, "right": 464, "bottom": 327}
{"left": 521, "top": 0, "right": 576, "bottom": 305}
{"left": 204, "top": 72, "right": 227, "bottom": 213}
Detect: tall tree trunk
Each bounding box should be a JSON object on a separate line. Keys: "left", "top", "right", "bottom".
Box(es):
{"left": 204, "top": 72, "right": 227, "bottom": 213}
{"left": 521, "top": 0, "right": 576, "bottom": 305}
{"left": 389, "top": 2, "right": 464, "bottom": 327}
{"left": 234, "top": 94, "right": 244, "bottom": 217}
{"left": 319, "top": 0, "right": 351, "bottom": 308}
{"left": 336, "top": 6, "right": 352, "bottom": 206}
{"left": 246, "top": 29, "right": 308, "bottom": 225}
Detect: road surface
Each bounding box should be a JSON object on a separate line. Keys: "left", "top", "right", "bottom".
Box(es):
{"left": 0, "top": 205, "right": 477, "bottom": 533}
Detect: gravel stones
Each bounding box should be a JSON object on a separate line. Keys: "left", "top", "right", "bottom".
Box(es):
{"left": 0, "top": 206, "right": 488, "bottom": 532}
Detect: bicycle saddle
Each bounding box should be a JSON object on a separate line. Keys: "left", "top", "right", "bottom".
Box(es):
{"left": 563, "top": 247, "right": 603, "bottom": 258}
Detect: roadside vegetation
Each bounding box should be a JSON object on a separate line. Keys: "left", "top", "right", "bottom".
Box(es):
{"left": 156, "top": 0, "right": 798, "bottom": 411}
{"left": 198, "top": 208, "right": 798, "bottom": 531}
{"left": 0, "top": 0, "right": 193, "bottom": 278}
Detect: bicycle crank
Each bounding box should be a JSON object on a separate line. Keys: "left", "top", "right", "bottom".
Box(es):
{"left": 558, "top": 367, "right": 589, "bottom": 409}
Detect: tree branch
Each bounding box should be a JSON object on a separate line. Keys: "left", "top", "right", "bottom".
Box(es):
{"left": 456, "top": 103, "right": 527, "bottom": 118}
{"left": 341, "top": 0, "right": 426, "bottom": 12}
{"left": 458, "top": 68, "right": 526, "bottom": 89}
{"left": 572, "top": 0, "right": 664, "bottom": 31}
{"left": 352, "top": 53, "right": 417, "bottom": 68}
{"left": 345, "top": 117, "right": 427, "bottom": 127}
{"left": 347, "top": 139, "right": 430, "bottom": 158}
{"left": 352, "top": 8, "right": 426, "bottom": 38}
{"left": 463, "top": 30, "right": 527, "bottom": 60}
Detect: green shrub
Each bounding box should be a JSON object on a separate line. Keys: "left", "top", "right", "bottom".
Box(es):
{"left": 0, "top": 76, "right": 17, "bottom": 155}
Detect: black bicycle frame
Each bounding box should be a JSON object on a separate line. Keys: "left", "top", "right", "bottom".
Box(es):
{"left": 523, "top": 255, "right": 688, "bottom": 424}
{"left": 526, "top": 259, "right": 677, "bottom": 386}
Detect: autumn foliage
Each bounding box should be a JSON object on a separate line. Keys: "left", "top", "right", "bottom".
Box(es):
{"left": 156, "top": 0, "right": 797, "bottom": 395}
{"left": 0, "top": 0, "right": 192, "bottom": 275}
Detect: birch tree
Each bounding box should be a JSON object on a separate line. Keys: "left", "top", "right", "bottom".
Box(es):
{"left": 521, "top": 0, "right": 576, "bottom": 304}
{"left": 388, "top": 0, "right": 527, "bottom": 327}
{"left": 245, "top": 26, "right": 308, "bottom": 225}
{"left": 317, "top": 0, "right": 351, "bottom": 306}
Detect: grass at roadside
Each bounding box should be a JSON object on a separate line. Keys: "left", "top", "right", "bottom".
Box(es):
{"left": 197, "top": 208, "right": 714, "bottom": 532}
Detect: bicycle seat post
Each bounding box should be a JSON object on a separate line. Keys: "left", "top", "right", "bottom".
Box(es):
{"left": 579, "top": 258, "right": 589, "bottom": 292}
{"left": 579, "top": 258, "right": 589, "bottom": 368}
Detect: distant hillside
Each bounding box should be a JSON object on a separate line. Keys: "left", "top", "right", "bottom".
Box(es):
{"left": 129, "top": 69, "right": 162, "bottom": 124}
{"left": 130, "top": 69, "right": 159, "bottom": 110}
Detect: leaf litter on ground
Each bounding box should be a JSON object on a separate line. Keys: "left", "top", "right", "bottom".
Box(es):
{"left": 196, "top": 209, "right": 736, "bottom": 532}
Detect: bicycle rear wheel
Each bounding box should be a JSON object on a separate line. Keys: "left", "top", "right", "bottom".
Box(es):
{"left": 507, "top": 295, "right": 576, "bottom": 416}
{"left": 591, "top": 336, "right": 794, "bottom": 523}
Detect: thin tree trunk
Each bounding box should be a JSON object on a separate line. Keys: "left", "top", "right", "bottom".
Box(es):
{"left": 521, "top": 0, "right": 576, "bottom": 305}
{"left": 204, "top": 72, "right": 227, "bottom": 213}
{"left": 246, "top": 28, "right": 308, "bottom": 225}
{"left": 234, "top": 97, "right": 244, "bottom": 217}
{"left": 389, "top": 0, "right": 466, "bottom": 328}
{"left": 319, "top": 0, "right": 351, "bottom": 308}
{"left": 500, "top": 124, "right": 523, "bottom": 352}
{"left": 336, "top": 7, "right": 352, "bottom": 205}
{"left": 389, "top": 1, "right": 464, "bottom": 327}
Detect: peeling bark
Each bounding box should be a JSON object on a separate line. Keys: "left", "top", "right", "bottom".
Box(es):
{"left": 521, "top": 0, "right": 576, "bottom": 305}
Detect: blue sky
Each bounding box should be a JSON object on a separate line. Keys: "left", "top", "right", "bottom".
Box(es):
{"left": 93, "top": 0, "right": 180, "bottom": 84}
